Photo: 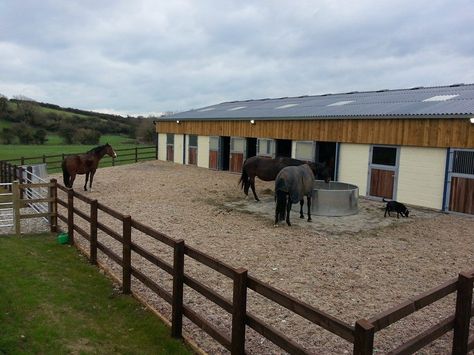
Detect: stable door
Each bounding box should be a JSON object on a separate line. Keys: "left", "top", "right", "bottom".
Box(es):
{"left": 368, "top": 145, "right": 399, "bottom": 199}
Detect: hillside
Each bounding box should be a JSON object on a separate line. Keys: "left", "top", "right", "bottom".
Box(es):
{"left": 0, "top": 97, "right": 154, "bottom": 145}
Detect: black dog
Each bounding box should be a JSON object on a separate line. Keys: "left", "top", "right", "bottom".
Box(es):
{"left": 383, "top": 198, "right": 409, "bottom": 218}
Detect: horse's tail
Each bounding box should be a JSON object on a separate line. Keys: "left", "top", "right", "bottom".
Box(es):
{"left": 275, "top": 189, "right": 287, "bottom": 222}
{"left": 239, "top": 168, "right": 249, "bottom": 191}
{"left": 62, "top": 160, "right": 70, "bottom": 187}
{"left": 275, "top": 178, "right": 287, "bottom": 221}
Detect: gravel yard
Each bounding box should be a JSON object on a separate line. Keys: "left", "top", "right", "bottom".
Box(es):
{"left": 53, "top": 160, "right": 474, "bottom": 354}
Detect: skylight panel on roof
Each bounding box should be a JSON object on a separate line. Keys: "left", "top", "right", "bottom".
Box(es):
{"left": 327, "top": 100, "right": 355, "bottom": 107}
{"left": 422, "top": 95, "right": 459, "bottom": 102}
{"left": 198, "top": 107, "right": 216, "bottom": 112}
{"left": 227, "top": 106, "right": 246, "bottom": 111}
{"left": 275, "top": 103, "right": 299, "bottom": 109}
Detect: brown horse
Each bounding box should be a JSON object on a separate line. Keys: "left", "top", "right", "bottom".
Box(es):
{"left": 62, "top": 143, "right": 117, "bottom": 191}
{"left": 239, "top": 155, "right": 331, "bottom": 201}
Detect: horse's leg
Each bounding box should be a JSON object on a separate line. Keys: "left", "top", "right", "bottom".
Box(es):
{"left": 299, "top": 200, "right": 304, "bottom": 219}
{"left": 286, "top": 197, "right": 292, "bottom": 226}
{"left": 307, "top": 195, "right": 312, "bottom": 222}
{"left": 89, "top": 170, "right": 95, "bottom": 191}
{"left": 84, "top": 172, "right": 89, "bottom": 191}
{"left": 250, "top": 177, "right": 259, "bottom": 201}
{"left": 274, "top": 201, "right": 279, "bottom": 226}
{"left": 69, "top": 173, "right": 76, "bottom": 189}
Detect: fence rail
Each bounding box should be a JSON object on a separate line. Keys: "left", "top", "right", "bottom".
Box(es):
{"left": 1, "top": 157, "right": 473, "bottom": 354}
{"left": 51, "top": 183, "right": 474, "bottom": 354}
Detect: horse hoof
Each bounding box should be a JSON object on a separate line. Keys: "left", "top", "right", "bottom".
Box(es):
{"left": 307, "top": 219, "right": 312, "bottom": 222}
{"left": 300, "top": 215, "right": 304, "bottom": 219}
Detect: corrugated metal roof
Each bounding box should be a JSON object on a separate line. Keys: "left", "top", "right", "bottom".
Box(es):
{"left": 164, "top": 84, "right": 474, "bottom": 121}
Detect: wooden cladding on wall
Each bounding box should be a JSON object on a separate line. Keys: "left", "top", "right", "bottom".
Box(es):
{"left": 156, "top": 118, "right": 474, "bottom": 148}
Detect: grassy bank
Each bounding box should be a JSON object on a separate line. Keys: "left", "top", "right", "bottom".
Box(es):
{"left": 0, "top": 234, "right": 192, "bottom": 354}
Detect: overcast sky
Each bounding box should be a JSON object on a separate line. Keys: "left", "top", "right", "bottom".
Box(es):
{"left": 1, "top": 0, "right": 473, "bottom": 116}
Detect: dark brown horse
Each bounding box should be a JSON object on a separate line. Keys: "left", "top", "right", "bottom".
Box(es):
{"left": 239, "top": 155, "right": 331, "bottom": 201}
{"left": 62, "top": 143, "right": 117, "bottom": 191}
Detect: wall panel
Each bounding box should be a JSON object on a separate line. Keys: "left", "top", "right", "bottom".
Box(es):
{"left": 156, "top": 118, "right": 474, "bottom": 148}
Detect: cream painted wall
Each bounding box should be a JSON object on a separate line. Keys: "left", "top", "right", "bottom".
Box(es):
{"left": 338, "top": 143, "right": 370, "bottom": 196}
{"left": 174, "top": 134, "right": 184, "bottom": 164}
{"left": 158, "top": 133, "right": 167, "bottom": 161}
{"left": 397, "top": 147, "right": 446, "bottom": 209}
{"left": 197, "top": 136, "right": 210, "bottom": 168}
{"left": 291, "top": 141, "right": 296, "bottom": 158}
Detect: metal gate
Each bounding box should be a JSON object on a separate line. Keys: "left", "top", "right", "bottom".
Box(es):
{"left": 20, "top": 164, "right": 49, "bottom": 220}
{"left": 0, "top": 182, "right": 13, "bottom": 230}
{"left": 446, "top": 149, "right": 474, "bottom": 214}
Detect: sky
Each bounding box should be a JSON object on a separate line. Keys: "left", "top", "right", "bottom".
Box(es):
{"left": 1, "top": 0, "right": 474, "bottom": 117}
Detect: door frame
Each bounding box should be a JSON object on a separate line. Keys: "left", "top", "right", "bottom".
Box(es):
{"left": 367, "top": 145, "right": 400, "bottom": 199}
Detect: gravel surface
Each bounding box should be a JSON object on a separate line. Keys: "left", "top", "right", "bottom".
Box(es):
{"left": 53, "top": 160, "right": 474, "bottom": 354}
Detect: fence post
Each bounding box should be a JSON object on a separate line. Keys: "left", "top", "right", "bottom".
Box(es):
{"left": 112, "top": 156, "right": 115, "bottom": 166}
{"left": 353, "top": 319, "right": 375, "bottom": 355}
{"left": 135, "top": 147, "right": 138, "bottom": 163}
{"left": 12, "top": 180, "right": 21, "bottom": 237}
{"left": 122, "top": 215, "right": 132, "bottom": 294}
{"left": 42, "top": 154, "right": 46, "bottom": 163}
{"left": 452, "top": 271, "right": 474, "bottom": 354}
{"left": 18, "top": 166, "right": 24, "bottom": 199}
{"left": 13, "top": 164, "right": 18, "bottom": 182}
{"left": 231, "top": 267, "right": 248, "bottom": 355}
{"left": 49, "top": 179, "right": 58, "bottom": 233}
{"left": 90, "top": 199, "right": 98, "bottom": 265}
{"left": 171, "top": 239, "right": 185, "bottom": 338}
{"left": 8, "top": 163, "right": 12, "bottom": 190}
{"left": 67, "top": 188, "right": 74, "bottom": 245}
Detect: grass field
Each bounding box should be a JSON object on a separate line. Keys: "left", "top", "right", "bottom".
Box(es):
{"left": 0, "top": 234, "right": 192, "bottom": 354}
{"left": 0, "top": 134, "right": 139, "bottom": 162}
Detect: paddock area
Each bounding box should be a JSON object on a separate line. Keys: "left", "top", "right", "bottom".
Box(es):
{"left": 54, "top": 160, "right": 474, "bottom": 354}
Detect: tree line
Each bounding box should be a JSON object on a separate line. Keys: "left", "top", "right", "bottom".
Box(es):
{"left": 0, "top": 96, "right": 157, "bottom": 145}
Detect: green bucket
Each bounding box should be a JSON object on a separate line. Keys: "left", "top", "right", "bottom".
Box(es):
{"left": 57, "top": 232, "right": 69, "bottom": 245}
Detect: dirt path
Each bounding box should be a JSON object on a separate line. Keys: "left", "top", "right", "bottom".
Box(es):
{"left": 53, "top": 160, "right": 474, "bottom": 354}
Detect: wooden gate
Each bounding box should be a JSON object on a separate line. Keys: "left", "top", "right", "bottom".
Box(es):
{"left": 447, "top": 149, "right": 474, "bottom": 215}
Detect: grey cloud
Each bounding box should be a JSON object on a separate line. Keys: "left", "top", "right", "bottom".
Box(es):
{"left": 0, "top": 0, "right": 473, "bottom": 115}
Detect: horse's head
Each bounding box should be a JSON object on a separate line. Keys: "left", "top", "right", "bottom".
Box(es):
{"left": 309, "top": 162, "right": 331, "bottom": 183}
{"left": 105, "top": 143, "right": 117, "bottom": 158}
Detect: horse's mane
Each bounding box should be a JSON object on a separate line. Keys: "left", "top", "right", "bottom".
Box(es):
{"left": 87, "top": 144, "right": 107, "bottom": 154}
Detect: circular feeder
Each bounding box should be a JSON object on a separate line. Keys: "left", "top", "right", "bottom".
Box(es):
{"left": 311, "top": 181, "right": 359, "bottom": 216}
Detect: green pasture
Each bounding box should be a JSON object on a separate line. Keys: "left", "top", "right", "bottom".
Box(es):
{"left": 0, "top": 134, "right": 139, "bottom": 162}
{"left": 0, "top": 234, "right": 192, "bottom": 354}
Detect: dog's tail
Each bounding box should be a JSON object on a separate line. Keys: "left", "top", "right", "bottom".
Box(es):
{"left": 382, "top": 198, "right": 390, "bottom": 202}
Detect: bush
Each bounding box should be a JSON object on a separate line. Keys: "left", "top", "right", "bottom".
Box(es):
{"left": 74, "top": 128, "right": 101, "bottom": 144}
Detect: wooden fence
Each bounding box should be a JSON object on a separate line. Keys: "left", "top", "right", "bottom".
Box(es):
{"left": 49, "top": 181, "right": 474, "bottom": 355}
{"left": 1, "top": 145, "right": 156, "bottom": 174}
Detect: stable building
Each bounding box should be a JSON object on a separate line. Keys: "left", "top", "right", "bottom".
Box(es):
{"left": 155, "top": 84, "right": 474, "bottom": 215}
